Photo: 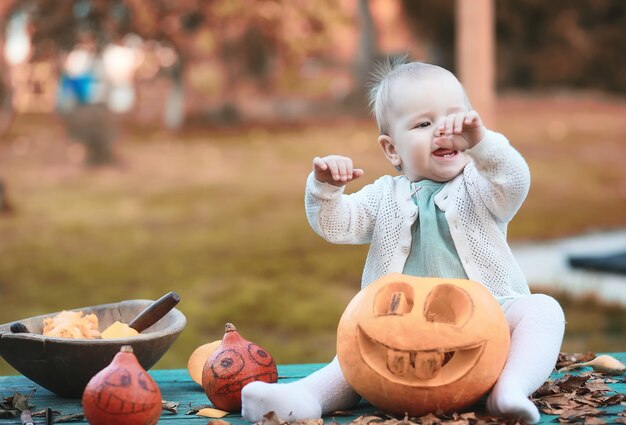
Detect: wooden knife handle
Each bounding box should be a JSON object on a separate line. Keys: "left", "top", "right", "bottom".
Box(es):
{"left": 128, "top": 291, "right": 180, "bottom": 333}
{"left": 10, "top": 322, "right": 30, "bottom": 333}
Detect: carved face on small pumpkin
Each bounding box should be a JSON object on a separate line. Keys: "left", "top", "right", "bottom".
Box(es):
{"left": 337, "top": 274, "right": 510, "bottom": 416}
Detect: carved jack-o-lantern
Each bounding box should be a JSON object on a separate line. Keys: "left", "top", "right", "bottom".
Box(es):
{"left": 337, "top": 274, "right": 510, "bottom": 416}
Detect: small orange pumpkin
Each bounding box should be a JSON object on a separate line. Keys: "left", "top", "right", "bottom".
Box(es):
{"left": 82, "top": 345, "right": 162, "bottom": 425}
{"left": 337, "top": 273, "right": 510, "bottom": 416}
{"left": 202, "top": 323, "right": 278, "bottom": 412}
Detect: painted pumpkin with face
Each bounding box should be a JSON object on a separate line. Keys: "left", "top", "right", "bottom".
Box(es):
{"left": 337, "top": 274, "right": 510, "bottom": 416}
{"left": 82, "top": 345, "right": 162, "bottom": 425}
{"left": 202, "top": 323, "right": 278, "bottom": 411}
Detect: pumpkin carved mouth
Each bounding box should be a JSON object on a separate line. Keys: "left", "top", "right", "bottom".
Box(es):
{"left": 357, "top": 326, "right": 485, "bottom": 387}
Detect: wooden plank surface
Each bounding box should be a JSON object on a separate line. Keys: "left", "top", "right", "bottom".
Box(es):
{"left": 0, "top": 356, "right": 625, "bottom": 424}
{"left": 0, "top": 364, "right": 328, "bottom": 425}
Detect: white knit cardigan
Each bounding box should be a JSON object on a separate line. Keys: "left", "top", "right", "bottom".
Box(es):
{"left": 305, "top": 129, "right": 532, "bottom": 300}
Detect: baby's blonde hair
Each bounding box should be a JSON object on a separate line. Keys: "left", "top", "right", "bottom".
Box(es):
{"left": 368, "top": 56, "right": 471, "bottom": 135}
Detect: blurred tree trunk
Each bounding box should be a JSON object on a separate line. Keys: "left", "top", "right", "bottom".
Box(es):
{"left": 0, "top": 1, "right": 16, "bottom": 135}
{"left": 0, "top": 33, "right": 14, "bottom": 136}
{"left": 0, "top": 180, "right": 12, "bottom": 214}
{"left": 347, "top": 0, "right": 378, "bottom": 110}
{"left": 456, "top": 0, "right": 495, "bottom": 127}
{"left": 355, "top": 0, "right": 378, "bottom": 91}
{"left": 400, "top": 0, "right": 455, "bottom": 71}
{"left": 164, "top": 62, "right": 185, "bottom": 131}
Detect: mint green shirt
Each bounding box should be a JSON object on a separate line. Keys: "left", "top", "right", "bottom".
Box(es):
{"left": 402, "top": 180, "right": 468, "bottom": 279}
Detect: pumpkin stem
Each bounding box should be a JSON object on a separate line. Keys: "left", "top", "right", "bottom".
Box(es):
{"left": 224, "top": 323, "right": 237, "bottom": 333}
{"left": 121, "top": 345, "right": 134, "bottom": 353}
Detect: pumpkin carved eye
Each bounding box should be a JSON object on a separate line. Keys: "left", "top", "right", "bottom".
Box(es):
{"left": 424, "top": 284, "right": 473, "bottom": 327}
{"left": 374, "top": 282, "right": 414, "bottom": 316}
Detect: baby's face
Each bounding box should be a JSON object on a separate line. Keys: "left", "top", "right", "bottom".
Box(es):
{"left": 383, "top": 71, "right": 471, "bottom": 182}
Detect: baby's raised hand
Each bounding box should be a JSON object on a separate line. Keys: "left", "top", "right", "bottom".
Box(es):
{"left": 313, "top": 155, "right": 364, "bottom": 186}
{"left": 434, "top": 111, "right": 485, "bottom": 151}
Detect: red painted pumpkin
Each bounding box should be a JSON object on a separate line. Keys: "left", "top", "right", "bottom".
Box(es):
{"left": 337, "top": 273, "right": 510, "bottom": 416}
{"left": 202, "top": 323, "right": 278, "bottom": 411}
{"left": 82, "top": 345, "right": 162, "bottom": 425}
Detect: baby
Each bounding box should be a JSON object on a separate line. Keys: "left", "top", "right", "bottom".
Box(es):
{"left": 242, "top": 59, "right": 565, "bottom": 424}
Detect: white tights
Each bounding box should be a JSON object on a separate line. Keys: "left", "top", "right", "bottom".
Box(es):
{"left": 242, "top": 294, "right": 565, "bottom": 424}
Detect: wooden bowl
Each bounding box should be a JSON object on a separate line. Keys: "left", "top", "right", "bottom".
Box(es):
{"left": 0, "top": 299, "right": 186, "bottom": 398}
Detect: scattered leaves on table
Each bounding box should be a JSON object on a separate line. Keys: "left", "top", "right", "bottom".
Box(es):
{"left": 258, "top": 411, "right": 324, "bottom": 425}
{"left": 0, "top": 390, "right": 35, "bottom": 418}
{"left": 256, "top": 410, "right": 521, "bottom": 425}
{"left": 532, "top": 371, "right": 625, "bottom": 423}
{"left": 253, "top": 368, "right": 625, "bottom": 425}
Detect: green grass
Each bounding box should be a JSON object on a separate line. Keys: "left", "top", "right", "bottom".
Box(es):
{"left": 1, "top": 93, "right": 625, "bottom": 375}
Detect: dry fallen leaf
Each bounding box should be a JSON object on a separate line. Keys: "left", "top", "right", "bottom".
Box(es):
{"left": 348, "top": 415, "right": 384, "bottom": 425}
{"left": 196, "top": 407, "right": 230, "bottom": 418}
{"left": 558, "top": 355, "right": 626, "bottom": 376}
{"left": 258, "top": 411, "right": 283, "bottom": 425}
{"left": 0, "top": 391, "right": 36, "bottom": 419}
{"left": 559, "top": 407, "right": 601, "bottom": 421}
{"left": 555, "top": 374, "right": 590, "bottom": 393}
{"left": 328, "top": 410, "right": 355, "bottom": 417}
{"left": 187, "top": 405, "right": 212, "bottom": 415}
{"left": 207, "top": 420, "right": 230, "bottom": 425}
{"left": 584, "top": 382, "right": 613, "bottom": 392}
{"left": 556, "top": 352, "right": 597, "bottom": 370}
{"left": 378, "top": 414, "right": 418, "bottom": 425}
{"left": 598, "top": 393, "right": 625, "bottom": 406}
{"left": 162, "top": 400, "right": 179, "bottom": 414}
{"left": 582, "top": 417, "right": 606, "bottom": 425}
{"left": 533, "top": 381, "right": 560, "bottom": 397}
{"left": 418, "top": 413, "right": 440, "bottom": 425}
{"left": 53, "top": 412, "right": 85, "bottom": 423}
{"left": 297, "top": 420, "right": 325, "bottom": 425}
{"left": 532, "top": 369, "right": 626, "bottom": 424}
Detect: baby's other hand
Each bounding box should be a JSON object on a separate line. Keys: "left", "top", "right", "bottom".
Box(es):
{"left": 313, "top": 155, "right": 364, "bottom": 186}
{"left": 434, "top": 111, "right": 485, "bottom": 151}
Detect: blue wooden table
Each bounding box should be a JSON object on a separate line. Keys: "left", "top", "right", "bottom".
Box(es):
{"left": 0, "top": 356, "right": 625, "bottom": 424}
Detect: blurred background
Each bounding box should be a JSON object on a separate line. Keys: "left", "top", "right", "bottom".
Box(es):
{"left": 0, "top": 0, "right": 625, "bottom": 374}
